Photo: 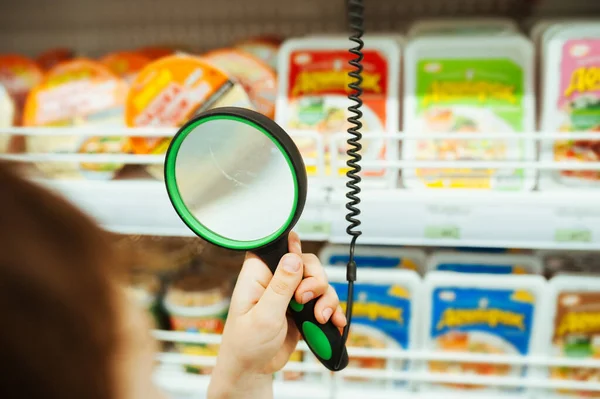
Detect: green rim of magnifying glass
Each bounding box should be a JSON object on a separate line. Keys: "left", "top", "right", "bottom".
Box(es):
{"left": 164, "top": 114, "right": 299, "bottom": 251}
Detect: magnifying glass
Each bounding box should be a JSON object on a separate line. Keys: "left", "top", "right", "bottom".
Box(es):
{"left": 164, "top": 106, "right": 349, "bottom": 371}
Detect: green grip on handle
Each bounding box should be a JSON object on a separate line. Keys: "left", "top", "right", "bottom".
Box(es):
{"left": 253, "top": 237, "right": 349, "bottom": 371}
{"left": 288, "top": 298, "right": 349, "bottom": 371}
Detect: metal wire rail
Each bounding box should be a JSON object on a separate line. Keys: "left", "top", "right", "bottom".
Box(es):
{"left": 153, "top": 330, "right": 600, "bottom": 398}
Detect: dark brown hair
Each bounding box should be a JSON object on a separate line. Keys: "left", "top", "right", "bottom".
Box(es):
{"left": 0, "top": 163, "right": 121, "bottom": 399}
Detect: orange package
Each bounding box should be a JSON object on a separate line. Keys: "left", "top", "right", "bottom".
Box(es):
{"left": 126, "top": 54, "right": 253, "bottom": 179}
{"left": 23, "top": 58, "right": 130, "bottom": 179}
{"left": 36, "top": 48, "right": 74, "bottom": 71}
{"left": 101, "top": 51, "right": 151, "bottom": 83}
{"left": 234, "top": 36, "right": 282, "bottom": 71}
{"left": 0, "top": 55, "right": 43, "bottom": 125}
{"left": 137, "top": 47, "right": 175, "bottom": 60}
{"left": 204, "top": 49, "right": 277, "bottom": 118}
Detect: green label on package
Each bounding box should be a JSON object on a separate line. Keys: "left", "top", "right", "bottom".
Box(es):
{"left": 413, "top": 59, "right": 526, "bottom": 190}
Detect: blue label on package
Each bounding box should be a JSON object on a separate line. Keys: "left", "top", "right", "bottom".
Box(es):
{"left": 452, "top": 247, "right": 511, "bottom": 254}
{"left": 332, "top": 282, "right": 411, "bottom": 349}
{"left": 437, "top": 263, "right": 516, "bottom": 274}
{"left": 431, "top": 287, "right": 534, "bottom": 355}
{"left": 329, "top": 254, "right": 402, "bottom": 268}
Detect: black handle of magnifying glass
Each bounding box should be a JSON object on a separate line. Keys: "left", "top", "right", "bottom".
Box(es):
{"left": 254, "top": 235, "right": 349, "bottom": 372}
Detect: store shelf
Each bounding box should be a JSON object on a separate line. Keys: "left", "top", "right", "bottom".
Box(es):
{"left": 153, "top": 330, "right": 600, "bottom": 399}
{"left": 39, "top": 178, "right": 332, "bottom": 241}
{"left": 4, "top": 128, "right": 600, "bottom": 249}
{"left": 155, "top": 368, "right": 330, "bottom": 399}
{"left": 35, "top": 170, "right": 600, "bottom": 250}
{"left": 328, "top": 189, "right": 600, "bottom": 250}
{"left": 29, "top": 172, "right": 600, "bottom": 250}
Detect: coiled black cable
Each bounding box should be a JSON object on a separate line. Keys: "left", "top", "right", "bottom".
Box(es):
{"left": 336, "top": 0, "right": 364, "bottom": 370}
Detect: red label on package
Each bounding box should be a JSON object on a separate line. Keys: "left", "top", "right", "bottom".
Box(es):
{"left": 284, "top": 49, "right": 390, "bottom": 177}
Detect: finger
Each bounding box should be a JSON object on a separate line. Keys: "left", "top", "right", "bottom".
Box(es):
{"left": 294, "top": 254, "right": 328, "bottom": 304}
{"left": 229, "top": 253, "right": 273, "bottom": 314}
{"left": 288, "top": 231, "right": 302, "bottom": 255}
{"left": 239, "top": 252, "right": 275, "bottom": 289}
{"left": 255, "top": 253, "right": 303, "bottom": 317}
{"left": 331, "top": 305, "right": 348, "bottom": 328}
{"left": 314, "top": 285, "right": 340, "bottom": 324}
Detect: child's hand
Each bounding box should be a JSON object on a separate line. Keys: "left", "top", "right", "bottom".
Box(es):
{"left": 208, "top": 232, "right": 346, "bottom": 399}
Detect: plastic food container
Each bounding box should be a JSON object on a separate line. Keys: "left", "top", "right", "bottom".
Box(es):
{"left": 419, "top": 272, "right": 545, "bottom": 394}
{"left": 234, "top": 36, "right": 282, "bottom": 71}
{"left": 319, "top": 244, "right": 426, "bottom": 274}
{"left": 541, "top": 274, "right": 600, "bottom": 398}
{"left": 36, "top": 48, "right": 74, "bottom": 71}
{"left": 539, "top": 23, "right": 600, "bottom": 189}
{"left": 101, "top": 51, "right": 151, "bottom": 83}
{"left": 402, "top": 34, "right": 536, "bottom": 191}
{"left": 204, "top": 49, "right": 277, "bottom": 118}
{"left": 428, "top": 251, "right": 543, "bottom": 275}
{"left": 0, "top": 54, "right": 43, "bottom": 126}
{"left": 276, "top": 36, "right": 400, "bottom": 187}
{"left": 125, "top": 54, "right": 254, "bottom": 180}
{"left": 164, "top": 271, "right": 232, "bottom": 374}
{"left": 327, "top": 267, "right": 421, "bottom": 391}
{"left": 126, "top": 271, "right": 166, "bottom": 330}
{"left": 23, "top": 58, "right": 130, "bottom": 180}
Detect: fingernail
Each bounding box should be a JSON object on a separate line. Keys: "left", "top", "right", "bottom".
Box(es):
{"left": 322, "top": 308, "right": 333, "bottom": 322}
{"left": 301, "top": 291, "right": 314, "bottom": 304}
{"left": 295, "top": 240, "right": 302, "bottom": 253}
{"left": 282, "top": 254, "right": 301, "bottom": 273}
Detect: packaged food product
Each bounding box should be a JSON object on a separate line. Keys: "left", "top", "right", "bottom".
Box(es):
{"left": 137, "top": 46, "right": 175, "bottom": 60}
{"left": 319, "top": 244, "right": 426, "bottom": 274}
{"left": 0, "top": 54, "right": 43, "bottom": 125}
{"left": 0, "top": 84, "right": 14, "bottom": 152}
{"left": 537, "top": 23, "right": 598, "bottom": 123}
{"left": 277, "top": 37, "right": 400, "bottom": 184}
{"left": 114, "top": 234, "right": 206, "bottom": 273}
{"left": 540, "top": 24, "right": 600, "bottom": 188}
{"left": 328, "top": 267, "right": 420, "bottom": 390}
{"left": 204, "top": 49, "right": 277, "bottom": 118}
{"left": 428, "top": 251, "right": 542, "bottom": 275}
{"left": 420, "top": 272, "right": 545, "bottom": 393}
{"left": 164, "top": 269, "right": 232, "bottom": 374}
{"left": 537, "top": 250, "right": 600, "bottom": 278}
{"left": 443, "top": 246, "right": 531, "bottom": 255}
{"left": 402, "top": 35, "right": 536, "bottom": 190}
{"left": 543, "top": 274, "right": 600, "bottom": 398}
{"left": 36, "top": 48, "right": 74, "bottom": 70}
{"left": 125, "top": 270, "right": 168, "bottom": 330}
{"left": 100, "top": 51, "right": 151, "bottom": 83}
{"left": 408, "top": 18, "right": 518, "bottom": 37}
{"left": 125, "top": 54, "right": 253, "bottom": 179}
{"left": 234, "top": 36, "right": 282, "bottom": 71}
{"left": 531, "top": 19, "right": 599, "bottom": 50}
{"left": 22, "top": 59, "right": 129, "bottom": 179}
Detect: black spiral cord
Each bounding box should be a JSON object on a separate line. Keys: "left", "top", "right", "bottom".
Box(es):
{"left": 336, "top": 0, "right": 364, "bottom": 370}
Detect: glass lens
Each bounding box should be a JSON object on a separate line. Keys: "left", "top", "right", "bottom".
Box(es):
{"left": 172, "top": 117, "right": 296, "bottom": 243}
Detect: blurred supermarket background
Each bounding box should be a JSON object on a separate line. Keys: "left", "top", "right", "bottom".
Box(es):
{"left": 3, "top": 0, "right": 600, "bottom": 398}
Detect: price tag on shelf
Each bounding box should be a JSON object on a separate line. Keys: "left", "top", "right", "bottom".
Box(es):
{"left": 554, "top": 207, "right": 600, "bottom": 246}
{"left": 424, "top": 225, "right": 461, "bottom": 240}
{"left": 554, "top": 228, "right": 592, "bottom": 243}
{"left": 296, "top": 220, "right": 331, "bottom": 236}
{"left": 423, "top": 204, "right": 467, "bottom": 241}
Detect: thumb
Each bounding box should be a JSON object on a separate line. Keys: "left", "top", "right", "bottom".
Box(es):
{"left": 255, "top": 253, "right": 303, "bottom": 317}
